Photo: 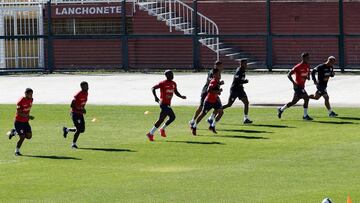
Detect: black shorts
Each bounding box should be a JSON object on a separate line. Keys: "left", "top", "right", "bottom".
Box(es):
{"left": 316, "top": 85, "right": 328, "bottom": 96}
{"left": 14, "top": 121, "right": 32, "bottom": 135}
{"left": 72, "top": 112, "right": 85, "bottom": 133}
{"left": 294, "top": 87, "right": 308, "bottom": 98}
{"left": 202, "top": 100, "right": 222, "bottom": 114}
{"left": 160, "top": 104, "right": 174, "bottom": 116}
{"left": 199, "top": 92, "right": 207, "bottom": 106}
{"left": 229, "top": 88, "right": 247, "bottom": 101}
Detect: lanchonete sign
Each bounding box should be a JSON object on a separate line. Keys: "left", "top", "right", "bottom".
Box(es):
{"left": 50, "top": 3, "right": 134, "bottom": 18}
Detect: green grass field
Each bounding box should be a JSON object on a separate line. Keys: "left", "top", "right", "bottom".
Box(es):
{"left": 0, "top": 105, "right": 359, "bottom": 202}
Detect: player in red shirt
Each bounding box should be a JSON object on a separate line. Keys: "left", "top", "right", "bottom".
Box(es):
{"left": 191, "top": 68, "right": 224, "bottom": 135}
{"left": 146, "top": 70, "right": 186, "bottom": 141}
{"left": 63, "top": 81, "right": 89, "bottom": 149}
{"left": 7, "top": 88, "right": 34, "bottom": 156}
{"left": 278, "top": 53, "right": 313, "bottom": 120}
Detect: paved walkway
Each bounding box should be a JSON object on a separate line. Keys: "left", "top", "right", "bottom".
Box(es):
{"left": 0, "top": 73, "right": 358, "bottom": 107}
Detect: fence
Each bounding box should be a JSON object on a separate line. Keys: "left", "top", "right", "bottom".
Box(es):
{"left": 0, "top": 0, "right": 360, "bottom": 72}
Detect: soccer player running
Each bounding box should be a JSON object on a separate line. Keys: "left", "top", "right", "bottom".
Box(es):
{"left": 146, "top": 70, "right": 186, "bottom": 141}
{"left": 189, "top": 61, "right": 224, "bottom": 127}
{"left": 191, "top": 68, "right": 224, "bottom": 135}
{"left": 309, "top": 56, "right": 338, "bottom": 117}
{"left": 63, "top": 81, "right": 89, "bottom": 149}
{"left": 277, "top": 52, "right": 313, "bottom": 120}
{"left": 222, "top": 59, "right": 253, "bottom": 124}
{"left": 7, "top": 88, "right": 34, "bottom": 156}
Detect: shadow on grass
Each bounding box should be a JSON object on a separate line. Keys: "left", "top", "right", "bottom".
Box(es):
{"left": 336, "top": 116, "right": 360, "bottom": 121}
{"left": 215, "top": 135, "right": 269, "bottom": 140}
{"left": 166, "top": 140, "right": 225, "bottom": 145}
{"left": 219, "top": 129, "right": 273, "bottom": 134}
{"left": 79, "top": 147, "right": 136, "bottom": 152}
{"left": 222, "top": 123, "right": 294, "bottom": 129}
{"left": 312, "top": 121, "right": 355, "bottom": 125}
{"left": 23, "top": 155, "right": 81, "bottom": 160}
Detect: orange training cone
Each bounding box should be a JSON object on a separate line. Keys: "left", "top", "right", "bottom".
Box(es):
{"left": 347, "top": 195, "right": 352, "bottom": 203}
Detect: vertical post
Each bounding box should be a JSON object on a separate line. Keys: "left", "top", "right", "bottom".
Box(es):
{"left": 266, "top": 0, "right": 272, "bottom": 71}
{"left": 38, "top": 4, "right": 45, "bottom": 69}
{"left": 192, "top": 0, "right": 200, "bottom": 71}
{"left": 47, "top": 0, "right": 54, "bottom": 73}
{"left": 169, "top": 0, "right": 172, "bottom": 32}
{"left": 338, "top": 0, "right": 345, "bottom": 72}
{"left": 0, "top": 10, "right": 5, "bottom": 69}
{"left": 122, "top": 0, "right": 129, "bottom": 71}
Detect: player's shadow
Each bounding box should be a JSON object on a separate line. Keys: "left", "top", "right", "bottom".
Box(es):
{"left": 215, "top": 135, "right": 269, "bottom": 140}
{"left": 336, "top": 116, "right": 360, "bottom": 121}
{"left": 165, "top": 140, "right": 225, "bottom": 145}
{"left": 23, "top": 155, "right": 81, "bottom": 160}
{"left": 222, "top": 123, "right": 294, "bottom": 129}
{"left": 219, "top": 129, "right": 273, "bottom": 134}
{"left": 79, "top": 147, "right": 136, "bottom": 152}
{"left": 312, "top": 120, "right": 355, "bottom": 125}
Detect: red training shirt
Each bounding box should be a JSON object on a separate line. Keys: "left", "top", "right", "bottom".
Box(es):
{"left": 155, "top": 80, "right": 177, "bottom": 106}
{"left": 292, "top": 62, "right": 310, "bottom": 88}
{"left": 72, "top": 91, "right": 88, "bottom": 114}
{"left": 15, "top": 97, "right": 33, "bottom": 122}
{"left": 206, "top": 78, "right": 220, "bottom": 103}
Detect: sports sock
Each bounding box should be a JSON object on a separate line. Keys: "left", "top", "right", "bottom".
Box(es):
{"left": 328, "top": 109, "right": 333, "bottom": 114}
{"left": 190, "top": 118, "right": 195, "bottom": 123}
{"left": 72, "top": 142, "right": 76, "bottom": 146}
{"left": 304, "top": 108, "right": 308, "bottom": 116}
{"left": 193, "top": 123, "right": 197, "bottom": 128}
{"left": 15, "top": 148, "right": 20, "bottom": 153}
{"left": 280, "top": 105, "right": 287, "bottom": 111}
{"left": 208, "top": 113, "right": 215, "bottom": 120}
{"left": 161, "top": 124, "right": 168, "bottom": 130}
{"left": 244, "top": 115, "right": 249, "bottom": 120}
{"left": 211, "top": 120, "right": 216, "bottom": 127}
{"left": 149, "top": 126, "right": 157, "bottom": 135}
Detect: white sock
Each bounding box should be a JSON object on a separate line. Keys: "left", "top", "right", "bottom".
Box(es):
{"left": 15, "top": 148, "right": 20, "bottom": 153}
{"left": 66, "top": 128, "right": 70, "bottom": 133}
{"left": 304, "top": 108, "right": 308, "bottom": 116}
{"left": 244, "top": 115, "right": 249, "bottom": 120}
{"left": 161, "top": 124, "right": 168, "bottom": 130}
{"left": 211, "top": 120, "right": 216, "bottom": 127}
{"left": 190, "top": 118, "right": 195, "bottom": 123}
{"left": 328, "top": 109, "right": 333, "bottom": 114}
{"left": 149, "top": 126, "right": 157, "bottom": 135}
{"left": 72, "top": 142, "right": 76, "bottom": 146}
{"left": 193, "top": 123, "right": 197, "bottom": 128}
{"left": 208, "top": 113, "right": 215, "bottom": 120}
{"left": 280, "top": 105, "right": 288, "bottom": 111}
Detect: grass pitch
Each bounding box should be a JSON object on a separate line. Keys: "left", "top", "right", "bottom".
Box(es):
{"left": 0, "top": 105, "right": 359, "bottom": 202}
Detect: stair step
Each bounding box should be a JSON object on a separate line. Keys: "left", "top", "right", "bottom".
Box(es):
{"left": 226, "top": 52, "right": 242, "bottom": 57}
{"left": 137, "top": 2, "right": 157, "bottom": 6}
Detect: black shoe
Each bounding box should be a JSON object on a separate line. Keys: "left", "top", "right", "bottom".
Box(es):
{"left": 207, "top": 118, "right": 213, "bottom": 126}
{"left": 303, "top": 115, "right": 313, "bottom": 121}
{"left": 191, "top": 127, "right": 197, "bottom": 136}
{"left": 63, "top": 127, "right": 68, "bottom": 138}
{"left": 15, "top": 152, "right": 22, "bottom": 156}
{"left": 277, "top": 108, "right": 283, "bottom": 119}
{"left": 71, "top": 144, "right": 78, "bottom": 149}
{"left": 243, "top": 119, "right": 253, "bottom": 124}
{"left": 329, "top": 111, "right": 338, "bottom": 117}
{"left": 8, "top": 129, "right": 16, "bottom": 140}
{"left": 209, "top": 126, "right": 217, "bottom": 134}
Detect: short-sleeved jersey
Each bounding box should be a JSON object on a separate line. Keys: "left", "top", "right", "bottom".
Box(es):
{"left": 292, "top": 62, "right": 310, "bottom": 88}
{"left": 155, "top": 80, "right": 177, "bottom": 106}
{"left": 201, "top": 69, "right": 214, "bottom": 94}
{"left": 72, "top": 91, "right": 88, "bottom": 114}
{"left": 312, "top": 63, "right": 335, "bottom": 87}
{"left": 206, "top": 78, "right": 221, "bottom": 103}
{"left": 15, "top": 97, "right": 33, "bottom": 122}
{"left": 230, "top": 67, "right": 247, "bottom": 90}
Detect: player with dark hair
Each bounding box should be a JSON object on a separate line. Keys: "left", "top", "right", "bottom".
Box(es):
{"left": 7, "top": 88, "right": 34, "bottom": 156}
{"left": 277, "top": 53, "right": 313, "bottom": 120}
{"left": 146, "top": 70, "right": 186, "bottom": 141}
{"left": 189, "top": 61, "right": 224, "bottom": 127}
{"left": 191, "top": 68, "right": 224, "bottom": 135}
{"left": 63, "top": 81, "right": 89, "bottom": 149}
{"left": 222, "top": 59, "right": 253, "bottom": 124}
{"left": 309, "top": 56, "right": 338, "bottom": 117}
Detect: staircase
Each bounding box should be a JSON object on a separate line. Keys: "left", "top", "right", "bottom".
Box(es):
{"left": 137, "top": 0, "right": 262, "bottom": 67}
